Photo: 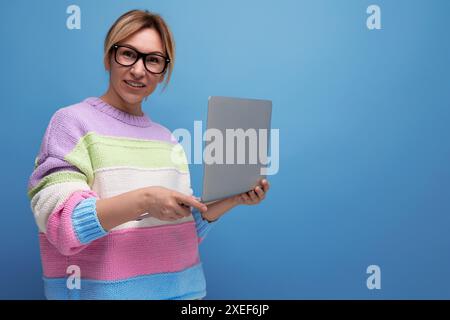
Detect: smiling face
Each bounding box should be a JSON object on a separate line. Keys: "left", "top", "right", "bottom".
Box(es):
{"left": 102, "top": 28, "right": 166, "bottom": 115}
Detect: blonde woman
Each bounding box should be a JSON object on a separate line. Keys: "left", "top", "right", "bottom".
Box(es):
{"left": 28, "top": 9, "right": 269, "bottom": 300}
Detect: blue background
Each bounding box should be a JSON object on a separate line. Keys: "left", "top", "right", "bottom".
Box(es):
{"left": 1, "top": 0, "right": 449, "bottom": 299}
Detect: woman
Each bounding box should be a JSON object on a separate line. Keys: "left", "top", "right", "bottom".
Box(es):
{"left": 28, "top": 9, "right": 269, "bottom": 300}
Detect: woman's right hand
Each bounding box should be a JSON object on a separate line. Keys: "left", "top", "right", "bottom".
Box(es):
{"left": 97, "top": 186, "right": 208, "bottom": 231}
{"left": 141, "top": 186, "right": 208, "bottom": 221}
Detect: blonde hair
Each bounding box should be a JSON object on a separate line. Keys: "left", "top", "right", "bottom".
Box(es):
{"left": 104, "top": 9, "right": 175, "bottom": 87}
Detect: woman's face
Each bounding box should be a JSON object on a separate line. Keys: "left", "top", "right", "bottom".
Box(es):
{"left": 105, "top": 28, "right": 166, "bottom": 108}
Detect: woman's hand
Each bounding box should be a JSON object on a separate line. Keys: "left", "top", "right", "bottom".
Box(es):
{"left": 199, "top": 179, "right": 270, "bottom": 222}
{"left": 97, "top": 186, "right": 208, "bottom": 231}
{"left": 142, "top": 186, "right": 208, "bottom": 221}
{"left": 232, "top": 179, "right": 270, "bottom": 206}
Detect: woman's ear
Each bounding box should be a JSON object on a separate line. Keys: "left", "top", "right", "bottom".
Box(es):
{"left": 104, "top": 54, "right": 111, "bottom": 71}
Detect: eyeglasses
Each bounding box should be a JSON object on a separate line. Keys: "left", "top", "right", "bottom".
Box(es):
{"left": 112, "top": 44, "right": 170, "bottom": 74}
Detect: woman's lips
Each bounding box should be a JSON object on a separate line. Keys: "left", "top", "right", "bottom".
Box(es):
{"left": 123, "top": 80, "right": 146, "bottom": 89}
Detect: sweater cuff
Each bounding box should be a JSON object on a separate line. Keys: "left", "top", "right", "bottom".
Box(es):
{"left": 72, "top": 197, "right": 107, "bottom": 244}
{"left": 192, "top": 208, "right": 216, "bottom": 239}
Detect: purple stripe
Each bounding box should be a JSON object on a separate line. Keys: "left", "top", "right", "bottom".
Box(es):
{"left": 28, "top": 157, "right": 79, "bottom": 190}
{"left": 80, "top": 97, "right": 176, "bottom": 142}
{"left": 29, "top": 97, "right": 177, "bottom": 189}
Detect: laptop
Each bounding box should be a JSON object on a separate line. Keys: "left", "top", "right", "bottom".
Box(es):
{"left": 201, "top": 96, "right": 272, "bottom": 203}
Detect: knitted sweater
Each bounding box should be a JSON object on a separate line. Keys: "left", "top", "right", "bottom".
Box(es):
{"left": 27, "top": 97, "right": 213, "bottom": 300}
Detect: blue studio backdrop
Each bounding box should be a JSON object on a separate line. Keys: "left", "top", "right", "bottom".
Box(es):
{"left": 1, "top": 0, "right": 449, "bottom": 299}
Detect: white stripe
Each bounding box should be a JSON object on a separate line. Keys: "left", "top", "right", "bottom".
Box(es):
{"left": 92, "top": 167, "right": 196, "bottom": 231}
{"left": 31, "top": 181, "right": 90, "bottom": 233}
{"left": 94, "top": 166, "right": 188, "bottom": 175}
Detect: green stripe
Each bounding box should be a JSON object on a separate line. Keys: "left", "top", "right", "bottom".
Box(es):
{"left": 65, "top": 133, "right": 189, "bottom": 185}
{"left": 28, "top": 171, "right": 88, "bottom": 199}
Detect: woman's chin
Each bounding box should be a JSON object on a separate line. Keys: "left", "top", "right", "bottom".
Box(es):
{"left": 119, "top": 92, "right": 144, "bottom": 105}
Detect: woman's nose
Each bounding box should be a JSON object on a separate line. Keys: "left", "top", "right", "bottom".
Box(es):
{"left": 130, "top": 57, "right": 146, "bottom": 77}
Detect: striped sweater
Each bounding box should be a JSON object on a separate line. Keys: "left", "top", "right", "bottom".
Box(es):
{"left": 27, "top": 97, "right": 213, "bottom": 300}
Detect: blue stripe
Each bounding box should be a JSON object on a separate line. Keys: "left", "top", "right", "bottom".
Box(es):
{"left": 43, "top": 263, "right": 207, "bottom": 300}
{"left": 192, "top": 209, "right": 215, "bottom": 239}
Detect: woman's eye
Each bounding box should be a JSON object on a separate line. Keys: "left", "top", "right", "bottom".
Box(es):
{"left": 123, "top": 50, "right": 136, "bottom": 59}
{"left": 147, "top": 56, "right": 162, "bottom": 64}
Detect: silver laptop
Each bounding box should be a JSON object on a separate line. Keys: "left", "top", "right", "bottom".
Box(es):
{"left": 201, "top": 96, "right": 272, "bottom": 203}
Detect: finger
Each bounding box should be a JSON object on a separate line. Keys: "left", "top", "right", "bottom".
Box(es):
{"left": 261, "top": 179, "right": 270, "bottom": 193}
{"left": 175, "top": 193, "right": 207, "bottom": 212}
{"left": 255, "top": 186, "right": 265, "bottom": 199}
{"left": 241, "top": 193, "right": 251, "bottom": 203}
{"left": 162, "top": 205, "right": 181, "bottom": 219}
{"left": 157, "top": 212, "right": 177, "bottom": 221}
{"left": 173, "top": 203, "right": 191, "bottom": 217}
{"left": 248, "top": 190, "right": 258, "bottom": 202}
{"left": 177, "top": 201, "right": 192, "bottom": 213}
{"left": 165, "top": 210, "right": 180, "bottom": 220}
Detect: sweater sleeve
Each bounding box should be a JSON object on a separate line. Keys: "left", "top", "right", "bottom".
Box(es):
{"left": 192, "top": 208, "right": 216, "bottom": 244}
{"left": 28, "top": 109, "right": 107, "bottom": 256}
{"left": 184, "top": 174, "right": 215, "bottom": 244}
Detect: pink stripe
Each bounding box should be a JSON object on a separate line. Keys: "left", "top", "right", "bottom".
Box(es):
{"left": 40, "top": 221, "right": 200, "bottom": 281}
{"left": 45, "top": 190, "right": 97, "bottom": 256}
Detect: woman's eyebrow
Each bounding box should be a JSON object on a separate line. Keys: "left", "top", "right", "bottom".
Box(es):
{"left": 121, "top": 43, "right": 164, "bottom": 55}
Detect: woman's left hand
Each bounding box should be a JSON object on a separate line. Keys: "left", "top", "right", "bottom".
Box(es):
{"left": 232, "top": 179, "right": 270, "bottom": 206}
{"left": 199, "top": 179, "right": 270, "bottom": 222}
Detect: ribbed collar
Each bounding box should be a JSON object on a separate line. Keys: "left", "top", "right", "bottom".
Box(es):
{"left": 84, "top": 97, "right": 152, "bottom": 127}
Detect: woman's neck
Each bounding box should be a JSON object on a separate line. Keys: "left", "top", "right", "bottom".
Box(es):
{"left": 100, "top": 88, "right": 144, "bottom": 116}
